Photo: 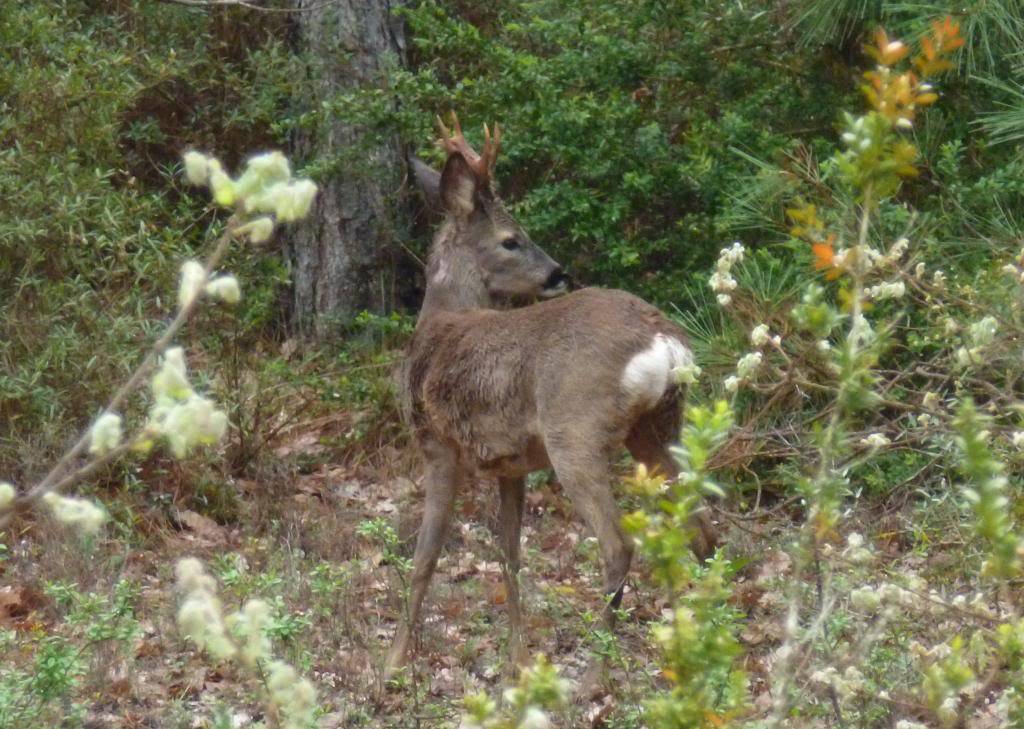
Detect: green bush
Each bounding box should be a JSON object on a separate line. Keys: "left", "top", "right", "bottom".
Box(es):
{"left": 0, "top": 2, "right": 294, "bottom": 477}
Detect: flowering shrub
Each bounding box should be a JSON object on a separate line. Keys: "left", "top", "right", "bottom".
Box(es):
{"left": 175, "top": 558, "right": 318, "bottom": 729}
{"left": 623, "top": 18, "right": 1024, "bottom": 727}
{"left": 623, "top": 402, "right": 748, "bottom": 726}
{"left": 0, "top": 149, "right": 319, "bottom": 726}
{"left": 0, "top": 150, "right": 317, "bottom": 533}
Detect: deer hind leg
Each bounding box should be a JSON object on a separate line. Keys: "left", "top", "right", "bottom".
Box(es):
{"left": 497, "top": 476, "right": 529, "bottom": 667}
{"left": 385, "top": 441, "right": 462, "bottom": 678}
{"left": 626, "top": 405, "right": 719, "bottom": 562}
{"left": 546, "top": 444, "right": 633, "bottom": 629}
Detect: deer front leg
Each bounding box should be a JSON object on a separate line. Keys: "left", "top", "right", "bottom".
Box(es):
{"left": 497, "top": 476, "right": 528, "bottom": 668}
{"left": 385, "top": 442, "right": 461, "bottom": 679}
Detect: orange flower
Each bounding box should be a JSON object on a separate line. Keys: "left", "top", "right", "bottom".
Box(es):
{"left": 915, "top": 16, "right": 964, "bottom": 77}
{"left": 812, "top": 234, "right": 842, "bottom": 280}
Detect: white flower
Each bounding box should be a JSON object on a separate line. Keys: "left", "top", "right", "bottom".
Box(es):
{"left": 718, "top": 241, "right": 745, "bottom": 267}
{"left": 228, "top": 598, "right": 273, "bottom": 668}
{"left": 162, "top": 394, "right": 229, "bottom": 458}
{"left": 178, "top": 260, "right": 207, "bottom": 310}
{"left": 1002, "top": 263, "right": 1019, "bottom": 277}
{"left": 896, "top": 721, "right": 928, "bottom": 729}
{"left": 239, "top": 216, "right": 275, "bottom": 244}
{"left": 956, "top": 346, "right": 983, "bottom": 367}
{"left": 175, "top": 558, "right": 237, "bottom": 661}
{"left": 932, "top": 269, "right": 946, "bottom": 288}
{"left": 41, "top": 493, "right": 107, "bottom": 535}
{"left": 267, "top": 660, "right": 317, "bottom": 728}
{"left": 736, "top": 351, "right": 763, "bottom": 379}
{"left": 0, "top": 482, "right": 15, "bottom": 510}
{"left": 969, "top": 316, "right": 998, "bottom": 347}
{"left": 205, "top": 275, "right": 241, "bottom": 304}
{"left": 865, "top": 281, "right": 905, "bottom": 300}
{"left": 843, "top": 532, "right": 874, "bottom": 564}
{"left": 175, "top": 557, "right": 218, "bottom": 594}
{"left": 914, "top": 262, "right": 926, "bottom": 277}
{"left": 88, "top": 412, "right": 123, "bottom": 455}
{"left": 859, "top": 433, "right": 890, "bottom": 450}
{"left": 943, "top": 317, "right": 958, "bottom": 335}
{"left": 207, "top": 159, "right": 236, "bottom": 207}
{"left": 816, "top": 339, "right": 831, "bottom": 352}
{"left": 182, "top": 151, "right": 210, "bottom": 186}
{"left": 1012, "top": 432, "right": 1024, "bottom": 449}
{"left": 235, "top": 151, "right": 291, "bottom": 199}
{"left": 675, "top": 361, "right": 701, "bottom": 385}
{"left": 246, "top": 179, "right": 319, "bottom": 222}
{"left": 850, "top": 586, "right": 881, "bottom": 612}
{"left": 922, "top": 391, "right": 940, "bottom": 410}
{"left": 888, "top": 237, "right": 909, "bottom": 261}
{"left": 724, "top": 375, "right": 740, "bottom": 393}
{"left": 178, "top": 593, "right": 237, "bottom": 661}
{"left": 518, "top": 707, "right": 551, "bottom": 729}
{"left": 716, "top": 293, "right": 732, "bottom": 306}
{"left": 708, "top": 270, "right": 738, "bottom": 293}
{"left": 918, "top": 413, "right": 933, "bottom": 427}
{"left": 750, "top": 324, "right": 771, "bottom": 347}
{"left": 152, "top": 347, "right": 192, "bottom": 400}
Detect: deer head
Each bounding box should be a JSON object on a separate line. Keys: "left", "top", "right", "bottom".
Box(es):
{"left": 413, "top": 113, "right": 569, "bottom": 309}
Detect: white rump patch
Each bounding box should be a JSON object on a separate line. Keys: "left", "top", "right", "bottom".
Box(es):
{"left": 620, "top": 334, "right": 693, "bottom": 407}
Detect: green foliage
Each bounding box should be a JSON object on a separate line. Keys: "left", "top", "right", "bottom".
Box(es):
{"left": 461, "top": 654, "right": 570, "bottom": 728}
{"left": 0, "top": 1, "right": 294, "bottom": 475}
{"left": 624, "top": 403, "right": 748, "bottom": 726}
{"left": 357, "top": 517, "right": 413, "bottom": 575}
{"left": 954, "top": 400, "right": 1024, "bottom": 579}
{"left": 356, "top": 0, "right": 845, "bottom": 303}
{"left": 0, "top": 579, "right": 139, "bottom": 729}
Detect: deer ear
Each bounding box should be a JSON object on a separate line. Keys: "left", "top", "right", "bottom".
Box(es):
{"left": 439, "top": 153, "right": 479, "bottom": 218}
{"left": 410, "top": 157, "right": 442, "bottom": 213}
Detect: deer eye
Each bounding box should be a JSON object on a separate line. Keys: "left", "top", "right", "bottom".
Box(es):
{"left": 501, "top": 237, "right": 520, "bottom": 251}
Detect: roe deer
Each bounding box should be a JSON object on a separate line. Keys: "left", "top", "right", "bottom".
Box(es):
{"left": 386, "top": 115, "right": 716, "bottom": 674}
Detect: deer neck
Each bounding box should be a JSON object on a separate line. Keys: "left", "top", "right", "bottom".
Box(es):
{"left": 419, "top": 224, "right": 493, "bottom": 319}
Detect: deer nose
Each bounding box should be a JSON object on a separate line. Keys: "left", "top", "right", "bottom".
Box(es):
{"left": 543, "top": 267, "right": 571, "bottom": 293}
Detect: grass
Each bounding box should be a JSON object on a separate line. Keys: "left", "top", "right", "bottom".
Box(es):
{"left": 0, "top": 377, "right": 999, "bottom": 728}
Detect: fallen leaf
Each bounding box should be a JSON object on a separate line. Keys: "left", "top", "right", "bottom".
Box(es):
{"left": 176, "top": 509, "right": 226, "bottom": 544}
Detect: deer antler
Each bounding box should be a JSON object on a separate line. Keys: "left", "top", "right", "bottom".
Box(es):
{"left": 436, "top": 112, "right": 502, "bottom": 183}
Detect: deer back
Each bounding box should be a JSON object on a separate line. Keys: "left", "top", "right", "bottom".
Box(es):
{"left": 406, "top": 288, "right": 691, "bottom": 474}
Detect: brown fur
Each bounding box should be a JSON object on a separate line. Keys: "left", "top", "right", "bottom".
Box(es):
{"left": 385, "top": 130, "right": 716, "bottom": 675}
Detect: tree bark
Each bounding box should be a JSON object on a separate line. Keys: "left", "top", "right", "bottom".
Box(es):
{"left": 287, "top": 0, "right": 408, "bottom": 337}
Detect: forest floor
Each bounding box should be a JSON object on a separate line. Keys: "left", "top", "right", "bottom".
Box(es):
{"left": 0, "top": 410, "right": 1000, "bottom": 728}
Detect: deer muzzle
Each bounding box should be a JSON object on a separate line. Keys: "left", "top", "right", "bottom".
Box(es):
{"left": 540, "top": 267, "right": 571, "bottom": 297}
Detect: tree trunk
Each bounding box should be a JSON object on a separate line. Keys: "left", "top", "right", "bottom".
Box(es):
{"left": 287, "top": 0, "right": 409, "bottom": 337}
